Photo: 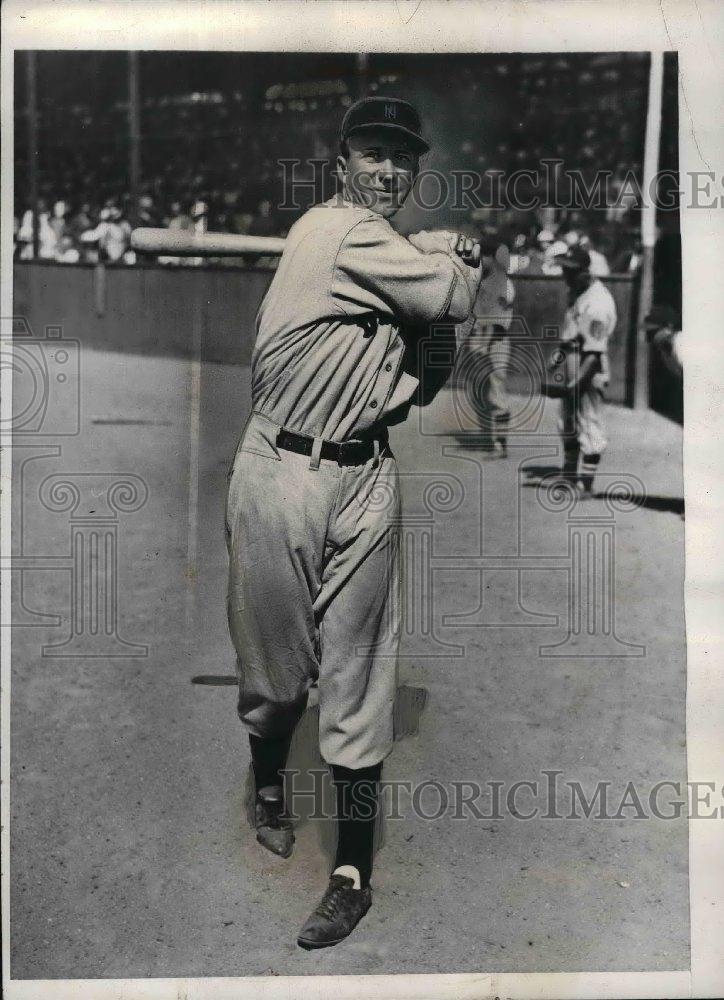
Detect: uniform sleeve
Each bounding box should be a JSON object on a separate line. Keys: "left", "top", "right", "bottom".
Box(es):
{"left": 332, "top": 216, "right": 476, "bottom": 325}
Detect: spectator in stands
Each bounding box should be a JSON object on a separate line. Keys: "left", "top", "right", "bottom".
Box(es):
{"left": 38, "top": 210, "right": 59, "bottom": 259}
{"left": 508, "top": 233, "right": 531, "bottom": 274}
{"left": 167, "top": 201, "right": 194, "bottom": 231}
{"left": 55, "top": 235, "right": 81, "bottom": 264}
{"left": 231, "top": 205, "right": 255, "bottom": 235}
{"left": 69, "top": 202, "right": 93, "bottom": 243}
{"left": 16, "top": 208, "right": 34, "bottom": 259}
{"left": 16, "top": 199, "right": 58, "bottom": 260}
{"left": 248, "top": 198, "right": 276, "bottom": 238}
{"left": 138, "top": 194, "right": 160, "bottom": 228}
{"left": 538, "top": 229, "right": 567, "bottom": 276}
{"left": 49, "top": 200, "right": 69, "bottom": 246}
{"left": 80, "top": 206, "right": 132, "bottom": 263}
{"left": 579, "top": 232, "right": 611, "bottom": 276}
{"left": 191, "top": 200, "right": 209, "bottom": 235}
{"left": 519, "top": 228, "right": 553, "bottom": 275}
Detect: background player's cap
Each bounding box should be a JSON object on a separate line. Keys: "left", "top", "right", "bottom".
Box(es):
{"left": 555, "top": 244, "right": 591, "bottom": 272}
{"left": 340, "top": 96, "right": 430, "bottom": 154}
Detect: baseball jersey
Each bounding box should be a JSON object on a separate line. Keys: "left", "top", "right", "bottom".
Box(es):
{"left": 251, "top": 197, "right": 477, "bottom": 441}
{"left": 561, "top": 279, "right": 617, "bottom": 354}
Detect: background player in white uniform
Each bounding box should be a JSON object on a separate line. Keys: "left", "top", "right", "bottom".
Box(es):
{"left": 465, "top": 268, "right": 515, "bottom": 454}
{"left": 225, "top": 96, "right": 483, "bottom": 948}
{"left": 543, "top": 245, "right": 617, "bottom": 495}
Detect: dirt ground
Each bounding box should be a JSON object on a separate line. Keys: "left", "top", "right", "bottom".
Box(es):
{"left": 10, "top": 346, "right": 688, "bottom": 979}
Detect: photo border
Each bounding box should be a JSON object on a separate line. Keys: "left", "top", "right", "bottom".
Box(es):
{"left": 2, "top": 2, "right": 722, "bottom": 997}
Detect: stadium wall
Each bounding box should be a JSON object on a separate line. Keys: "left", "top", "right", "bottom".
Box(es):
{"left": 13, "top": 263, "right": 638, "bottom": 406}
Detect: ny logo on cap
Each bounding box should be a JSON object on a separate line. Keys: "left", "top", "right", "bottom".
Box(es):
{"left": 384, "top": 103, "right": 397, "bottom": 120}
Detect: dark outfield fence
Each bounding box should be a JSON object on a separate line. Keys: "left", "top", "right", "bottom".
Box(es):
{"left": 13, "top": 263, "right": 640, "bottom": 407}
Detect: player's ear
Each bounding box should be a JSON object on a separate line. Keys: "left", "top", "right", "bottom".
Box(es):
{"left": 336, "top": 154, "right": 348, "bottom": 182}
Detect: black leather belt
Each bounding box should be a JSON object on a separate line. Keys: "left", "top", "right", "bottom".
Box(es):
{"left": 276, "top": 427, "right": 389, "bottom": 466}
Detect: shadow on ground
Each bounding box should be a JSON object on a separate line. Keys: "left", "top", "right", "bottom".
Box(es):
{"left": 520, "top": 464, "right": 685, "bottom": 515}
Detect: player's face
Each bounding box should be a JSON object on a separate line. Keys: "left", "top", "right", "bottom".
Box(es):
{"left": 338, "top": 128, "right": 419, "bottom": 218}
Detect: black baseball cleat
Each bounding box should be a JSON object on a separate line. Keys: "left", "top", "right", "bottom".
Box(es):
{"left": 255, "top": 785, "right": 294, "bottom": 859}
{"left": 297, "top": 874, "right": 372, "bottom": 949}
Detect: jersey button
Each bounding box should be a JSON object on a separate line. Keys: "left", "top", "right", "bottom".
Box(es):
{"left": 370, "top": 400, "right": 378, "bottom": 409}
{"left": 385, "top": 363, "right": 393, "bottom": 372}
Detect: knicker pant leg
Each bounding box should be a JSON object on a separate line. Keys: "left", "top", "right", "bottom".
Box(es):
{"left": 486, "top": 337, "right": 511, "bottom": 419}
{"left": 577, "top": 385, "right": 607, "bottom": 490}
{"left": 226, "top": 418, "right": 335, "bottom": 740}
{"left": 314, "top": 454, "right": 401, "bottom": 770}
{"left": 577, "top": 385, "right": 607, "bottom": 457}
{"left": 558, "top": 395, "right": 580, "bottom": 478}
{"left": 468, "top": 328, "right": 497, "bottom": 435}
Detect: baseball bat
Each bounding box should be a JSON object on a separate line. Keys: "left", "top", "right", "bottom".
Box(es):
{"left": 131, "top": 228, "right": 287, "bottom": 257}
{"left": 132, "top": 228, "right": 503, "bottom": 272}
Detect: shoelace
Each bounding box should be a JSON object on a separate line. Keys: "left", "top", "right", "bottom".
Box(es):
{"left": 315, "top": 881, "right": 348, "bottom": 921}
{"left": 257, "top": 796, "right": 291, "bottom": 830}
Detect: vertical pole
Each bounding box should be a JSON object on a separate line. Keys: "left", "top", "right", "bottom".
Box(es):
{"left": 355, "top": 52, "right": 369, "bottom": 99}
{"left": 634, "top": 51, "right": 664, "bottom": 409}
{"left": 128, "top": 51, "right": 141, "bottom": 227}
{"left": 26, "top": 51, "right": 39, "bottom": 259}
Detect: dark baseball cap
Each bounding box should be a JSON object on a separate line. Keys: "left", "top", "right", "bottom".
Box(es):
{"left": 555, "top": 245, "right": 591, "bottom": 271}
{"left": 340, "top": 96, "right": 430, "bottom": 154}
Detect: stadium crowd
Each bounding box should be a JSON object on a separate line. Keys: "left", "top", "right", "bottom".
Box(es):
{"left": 13, "top": 51, "right": 671, "bottom": 272}
{"left": 11, "top": 187, "right": 642, "bottom": 276}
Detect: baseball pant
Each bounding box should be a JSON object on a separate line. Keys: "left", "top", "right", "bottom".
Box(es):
{"left": 464, "top": 325, "right": 511, "bottom": 430}
{"left": 225, "top": 411, "right": 401, "bottom": 770}
{"left": 558, "top": 383, "right": 607, "bottom": 460}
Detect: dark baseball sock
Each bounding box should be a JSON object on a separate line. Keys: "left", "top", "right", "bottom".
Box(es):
{"left": 563, "top": 442, "right": 580, "bottom": 480}
{"left": 249, "top": 732, "right": 293, "bottom": 793}
{"left": 580, "top": 453, "right": 601, "bottom": 492}
{"left": 331, "top": 762, "right": 382, "bottom": 890}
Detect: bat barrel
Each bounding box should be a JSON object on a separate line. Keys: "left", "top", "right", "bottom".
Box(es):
{"left": 131, "top": 228, "right": 286, "bottom": 257}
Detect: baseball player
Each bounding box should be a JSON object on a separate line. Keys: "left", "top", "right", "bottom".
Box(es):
{"left": 225, "top": 96, "right": 483, "bottom": 949}
{"left": 542, "top": 245, "right": 617, "bottom": 495}
{"left": 463, "top": 267, "right": 515, "bottom": 454}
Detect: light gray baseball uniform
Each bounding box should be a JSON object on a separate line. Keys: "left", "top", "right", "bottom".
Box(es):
{"left": 225, "top": 196, "right": 477, "bottom": 769}
{"left": 558, "top": 278, "right": 617, "bottom": 456}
